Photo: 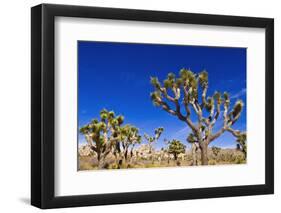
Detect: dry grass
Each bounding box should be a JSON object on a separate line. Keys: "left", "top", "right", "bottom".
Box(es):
{"left": 78, "top": 148, "right": 246, "bottom": 171}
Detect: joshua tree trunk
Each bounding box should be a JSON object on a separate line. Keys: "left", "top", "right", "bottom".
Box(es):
{"left": 124, "top": 146, "right": 130, "bottom": 166}
{"left": 118, "top": 159, "right": 122, "bottom": 169}
{"left": 129, "top": 144, "right": 136, "bottom": 165}
{"left": 97, "top": 154, "right": 106, "bottom": 169}
{"left": 191, "top": 143, "right": 198, "bottom": 166}
{"left": 97, "top": 152, "right": 101, "bottom": 167}
{"left": 200, "top": 142, "right": 208, "bottom": 165}
{"left": 148, "top": 143, "right": 154, "bottom": 164}
{"left": 97, "top": 159, "right": 104, "bottom": 169}
{"left": 124, "top": 149, "right": 128, "bottom": 161}
{"left": 96, "top": 152, "right": 110, "bottom": 169}
{"left": 121, "top": 144, "right": 131, "bottom": 168}
{"left": 114, "top": 152, "right": 122, "bottom": 168}
{"left": 151, "top": 151, "right": 155, "bottom": 164}
{"left": 173, "top": 154, "right": 181, "bottom": 166}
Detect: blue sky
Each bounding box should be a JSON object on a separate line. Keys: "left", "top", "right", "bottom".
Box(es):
{"left": 78, "top": 41, "right": 246, "bottom": 149}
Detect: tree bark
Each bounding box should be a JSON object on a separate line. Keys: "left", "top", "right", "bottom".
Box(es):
{"left": 191, "top": 143, "right": 198, "bottom": 166}
{"left": 97, "top": 157, "right": 105, "bottom": 169}
{"left": 117, "top": 159, "right": 122, "bottom": 169}
{"left": 200, "top": 142, "right": 208, "bottom": 165}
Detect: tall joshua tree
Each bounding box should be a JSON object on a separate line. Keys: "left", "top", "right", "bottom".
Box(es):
{"left": 150, "top": 69, "right": 245, "bottom": 165}
{"left": 79, "top": 109, "right": 124, "bottom": 169}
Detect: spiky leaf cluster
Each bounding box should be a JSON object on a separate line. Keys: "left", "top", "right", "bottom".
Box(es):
{"left": 206, "top": 97, "right": 214, "bottom": 112}
{"left": 187, "top": 133, "right": 197, "bottom": 143}
{"left": 230, "top": 100, "right": 244, "bottom": 121}
{"left": 154, "top": 127, "right": 164, "bottom": 140}
{"left": 198, "top": 70, "right": 208, "bottom": 86}
{"left": 120, "top": 124, "right": 141, "bottom": 145}
{"left": 213, "top": 91, "right": 222, "bottom": 105}
{"left": 167, "top": 139, "right": 186, "bottom": 156}
{"left": 150, "top": 69, "right": 204, "bottom": 105}
{"left": 223, "top": 92, "right": 230, "bottom": 107}
{"left": 144, "top": 127, "right": 164, "bottom": 144}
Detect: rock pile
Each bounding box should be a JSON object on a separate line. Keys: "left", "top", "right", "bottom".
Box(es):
{"left": 78, "top": 144, "right": 94, "bottom": 156}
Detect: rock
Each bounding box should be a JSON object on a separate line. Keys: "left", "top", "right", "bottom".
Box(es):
{"left": 78, "top": 144, "right": 94, "bottom": 156}
{"left": 136, "top": 144, "right": 153, "bottom": 159}
{"left": 178, "top": 153, "right": 185, "bottom": 161}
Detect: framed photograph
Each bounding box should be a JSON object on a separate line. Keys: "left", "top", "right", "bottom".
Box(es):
{"left": 31, "top": 4, "right": 274, "bottom": 209}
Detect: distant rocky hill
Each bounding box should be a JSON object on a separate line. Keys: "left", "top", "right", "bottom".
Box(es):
{"left": 78, "top": 144, "right": 94, "bottom": 156}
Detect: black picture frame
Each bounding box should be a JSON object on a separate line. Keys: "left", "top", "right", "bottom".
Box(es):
{"left": 31, "top": 3, "right": 274, "bottom": 209}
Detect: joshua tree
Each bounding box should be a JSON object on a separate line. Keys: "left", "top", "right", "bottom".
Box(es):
{"left": 187, "top": 134, "right": 200, "bottom": 165}
{"left": 79, "top": 109, "right": 124, "bottom": 169}
{"left": 167, "top": 139, "right": 186, "bottom": 165}
{"left": 150, "top": 69, "right": 245, "bottom": 165}
{"left": 163, "top": 138, "right": 172, "bottom": 164}
{"left": 144, "top": 127, "right": 164, "bottom": 153}
{"left": 119, "top": 124, "right": 141, "bottom": 166}
{"left": 238, "top": 134, "right": 247, "bottom": 158}
{"left": 144, "top": 127, "right": 164, "bottom": 163}
{"left": 228, "top": 128, "right": 247, "bottom": 158}
{"left": 211, "top": 146, "right": 221, "bottom": 157}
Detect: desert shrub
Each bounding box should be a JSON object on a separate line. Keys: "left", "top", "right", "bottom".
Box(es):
{"left": 79, "top": 156, "right": 97, "bottom": 170}
{"left": 208, "top": 159, "right": 217, "bottom": 165}
{"left": 234, "top": 153, "right": 246, "bottom": 164}
{"left": 109, "top": 163, "right": 119, "bottom": 169}
{"left": 212, "top": 146, "right": 221, "bottom": 157}
{"left": 235, "top": 156, "right": 245, "bottom": 164}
